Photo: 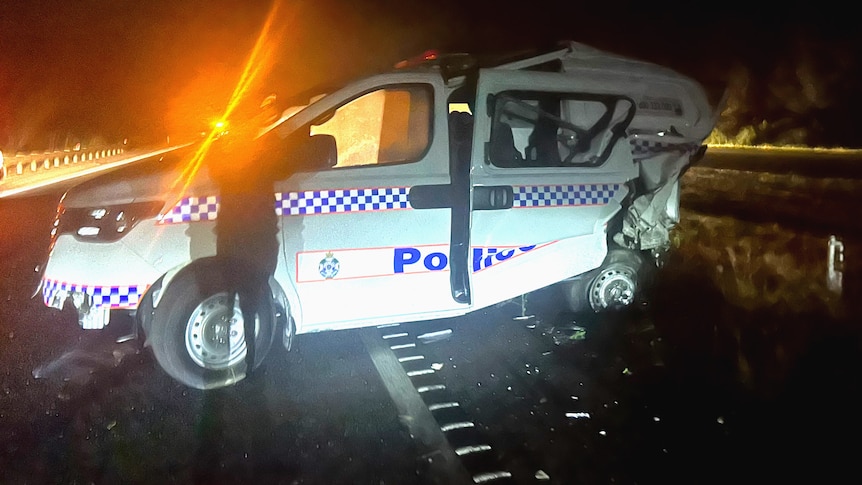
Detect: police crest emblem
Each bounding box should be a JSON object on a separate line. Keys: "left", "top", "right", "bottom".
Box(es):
{"left": 318, "top": 252, "right": 340, "bottom": 279}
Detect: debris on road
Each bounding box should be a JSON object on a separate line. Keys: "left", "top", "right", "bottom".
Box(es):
{"left": 549, "top": 324, "right": 587, "bottom": 345}
{"left": 566, "top": 412, "right": 591, "bottom": 419}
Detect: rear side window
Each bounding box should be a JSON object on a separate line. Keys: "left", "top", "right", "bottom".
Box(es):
{"left": 311, "top": 85, "right": 432, "bottom": 168}
{"left": 486, "top": 91, "right": 635, "bottom": 168}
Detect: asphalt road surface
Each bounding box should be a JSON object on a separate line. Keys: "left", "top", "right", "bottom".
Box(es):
{"left": 1, "top": 151, "right": 861, "bottom": 484}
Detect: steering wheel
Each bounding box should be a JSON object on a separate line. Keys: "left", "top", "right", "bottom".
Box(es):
{"left": 555, "top": 121, "right": 589, "bottom": 164}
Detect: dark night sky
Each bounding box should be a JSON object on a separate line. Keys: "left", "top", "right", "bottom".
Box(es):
{"left": 1, "top": 0, "right": 860, "bottom": 150}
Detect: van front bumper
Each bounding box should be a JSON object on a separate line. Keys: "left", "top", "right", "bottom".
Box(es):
{"left": 42, "top": 278, "right": 147, "bottom": 329}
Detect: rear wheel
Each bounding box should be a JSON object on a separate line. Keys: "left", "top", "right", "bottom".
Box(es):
{"left": 563, "top": 249, "right": 642, "bottom": 313}
{"left": 148, "top": 258, "right": 276, "bottom": 390}
{"left": 587, "top": 249, "right": 642, "bottom": 311}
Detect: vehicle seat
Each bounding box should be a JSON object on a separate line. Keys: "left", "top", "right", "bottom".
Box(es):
{"left": 526, "top": 118, "right": 561, "bottom": 166}
{"left": 488, "top": 122, "right": 522, "bottom": 167}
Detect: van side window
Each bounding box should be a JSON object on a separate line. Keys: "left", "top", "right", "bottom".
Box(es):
{"left": 486, "top": 91, "right": 635, "bottom": 168}
{"left": 311, "top": 85, "right": 432, "bottom": 168}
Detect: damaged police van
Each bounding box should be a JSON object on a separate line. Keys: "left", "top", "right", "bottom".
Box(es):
{"left": 39, "top": 42, "right": 715, "bottom": 389}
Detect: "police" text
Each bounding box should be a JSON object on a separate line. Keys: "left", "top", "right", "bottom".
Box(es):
{"left": 393, "top": 245, "right": 537, "bottom": 273}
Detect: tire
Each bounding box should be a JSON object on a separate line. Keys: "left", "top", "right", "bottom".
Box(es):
{"left": 587, "top": 249, "right": 642, "bottom": 311}
{"left": 563, "top": 249, "right": 642, "bottom": 313}
{"left": 561, "top": 269, "right": 598, "bottom": 314}
{"left": 148, "top": 258, "right": 276, "bottom": 390}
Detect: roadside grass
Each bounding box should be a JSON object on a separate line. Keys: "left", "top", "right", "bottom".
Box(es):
{"left": 669, "top": 211, "right": 844, "bottom": 317}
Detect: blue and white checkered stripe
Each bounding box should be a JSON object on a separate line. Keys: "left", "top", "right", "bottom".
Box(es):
{"left": 275, "top": 187, "right": 410, "bottom": 216}
{"left": 160, "top": 195, "right": 219, "bottom": 223}
{"left": 628, "top": 138, "right": 700, "bottom": 159}
{"left": 161, "top": 184, "right": 612, "bottom": 220}
{"left": 42, "top": 279, "right": 147, "bottom": 309}
{"left": 159, "top": 188, "right": 412, "bottom": 223}
{"left": 513, "top": 184, "right": 619, "bottom": 207}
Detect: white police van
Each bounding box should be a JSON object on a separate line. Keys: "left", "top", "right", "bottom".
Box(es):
{"left": 40, "top": 42, "right": 715, "bottom": 389}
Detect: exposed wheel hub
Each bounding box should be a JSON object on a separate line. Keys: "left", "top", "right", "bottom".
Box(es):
{"left": 589, "top": 266, "right": 637, "bottom": 311}
{"left": 185, "top": 293, "right": 254, "bottom": 370}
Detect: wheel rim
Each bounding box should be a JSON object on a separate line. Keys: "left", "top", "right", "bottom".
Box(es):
{"left": 589, "top": 266, "right": 636, "bottom": 311}
{"left": 185, "top": 292, "right": 256, "bottom": 370}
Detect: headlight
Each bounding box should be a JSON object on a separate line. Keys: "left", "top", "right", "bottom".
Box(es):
{"left": 53, "top": 201, "right": 164, "bottom": 243}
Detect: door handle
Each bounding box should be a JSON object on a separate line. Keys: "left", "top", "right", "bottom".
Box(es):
{"left": 473, "top": 185, "right": 513, "bottom": 210}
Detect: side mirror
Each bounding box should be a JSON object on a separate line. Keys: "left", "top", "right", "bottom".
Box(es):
{"left": 266, "top": 132, "right": 338, "bottom": 179}
{"left": 298, "top": 134, "right": 337, "bottom": 171}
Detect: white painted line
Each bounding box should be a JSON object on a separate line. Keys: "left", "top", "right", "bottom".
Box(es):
{"left": 441, "top": 421, "right": 474, "bottom": 432}
{"left": 382, "top": 332, "right": 409, "bottom": 339}
{"left": 473, "top": 471, "right": 512, "bottom": 483}
{"left": 455, "top": 444, "right": 492, "bottom": 456}
{"left": 398, "top": 355, "right": 425, "bottom": 363}
{"left": 377, "top": 323, "right": 400, "bottom": 328}
{"left": 417, "top": 329, "right": 452, "bottom": 340}
{"left": 406, "top": 368, "right": 435, "bottom": 377}
{"left": 417, "top": 384, "right": 446, "bottom": 393}
{"left": 428, "top": 402, "right": 460, "bottom": 411}
{"left": 390, "top": 343, "right": 416, "bottom": 350}
{"left": 360, "top": 329, "right": 470, "bottom": 483}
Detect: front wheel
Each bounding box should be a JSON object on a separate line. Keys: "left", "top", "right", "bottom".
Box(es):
{"left": 148, "top": 258, "right": 276, "bottom": 390}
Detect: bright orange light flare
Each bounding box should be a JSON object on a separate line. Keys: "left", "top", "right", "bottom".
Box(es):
{"left": 160, "top": 0, "right": 286, "bottom": 218}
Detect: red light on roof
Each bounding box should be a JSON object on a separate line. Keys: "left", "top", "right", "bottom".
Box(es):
{"left": 395, "top": 49, "right": 441, "bottom": 69}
